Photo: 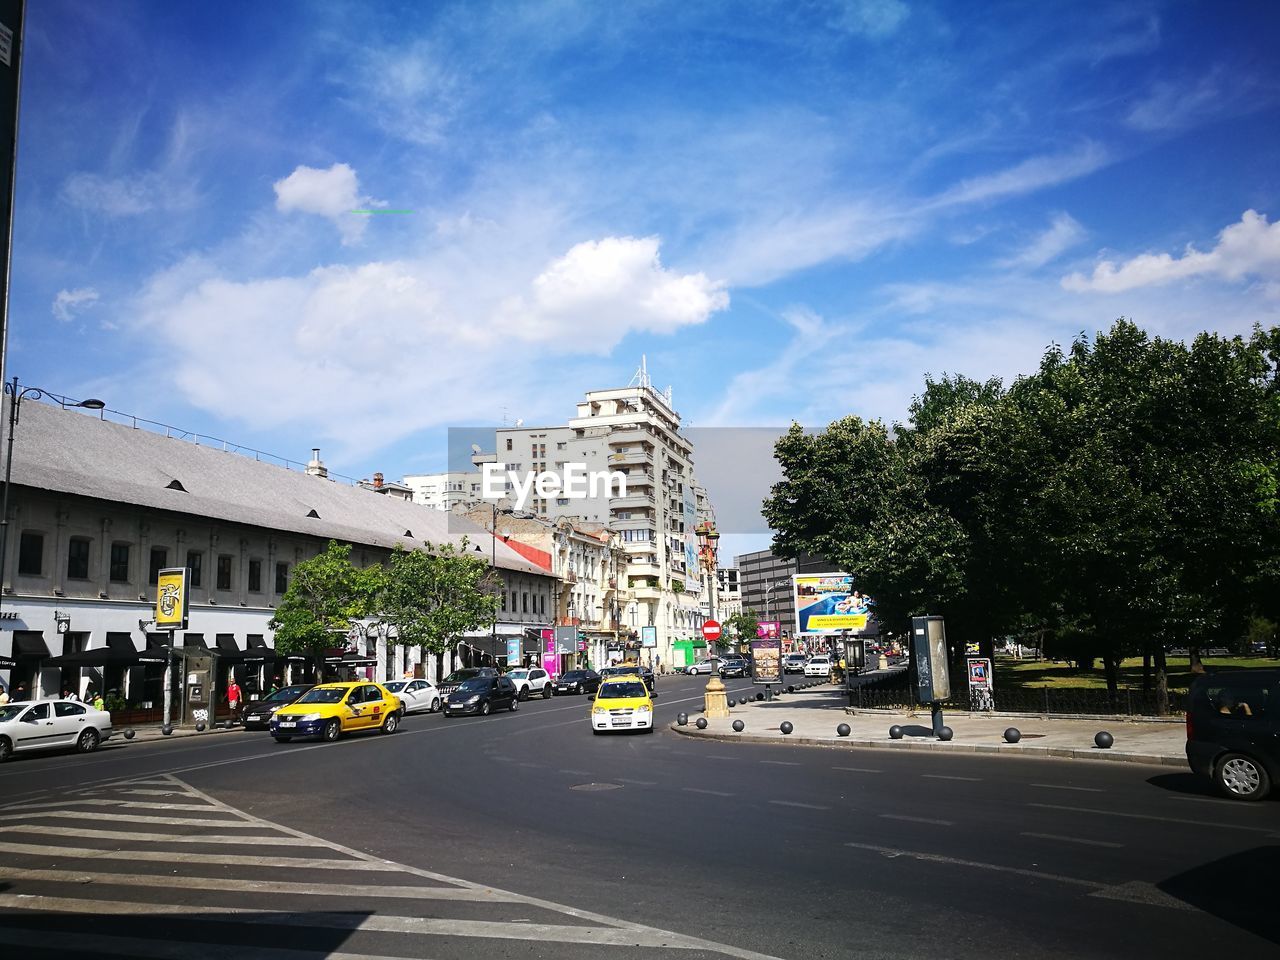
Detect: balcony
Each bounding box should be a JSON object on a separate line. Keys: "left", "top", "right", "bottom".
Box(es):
{"left": 608, "top": 448, "right": 654, "bottom": 467}
{"left": 607, "top": 426, "right": 653, "bottom": 447}
{"left": 611, "top": 492, "right": 655, "bottom": 509}
{"left": 564, "top": 571, "right": 578, "bottom": 583}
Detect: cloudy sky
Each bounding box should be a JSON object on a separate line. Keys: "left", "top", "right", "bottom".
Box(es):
{"left": 9, "top": 0, "right": 1280, "bottom": 556}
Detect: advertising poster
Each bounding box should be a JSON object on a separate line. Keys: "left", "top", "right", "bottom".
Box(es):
{"left": 506, "top": 637, "right": 521, "bottom": 664}
{"left": 542, "top": 638, "right": 559, "bottom": 678}
{"left": 756, "top": 620, "right": 780, "bottom": 640}
{"left": 640, "top": 625, "right": 658, "bottom": 648}
{"left": 155, "top": 567, "right": 190, "bottom": 631}
{"left": 750, "top": 636, "right": 782, "bottom": 684}
{"left": 967, "top": 657, "right": 994, "bottom": 711}
{"left": 793, "top": 573, "right": 875, "bottom": 635}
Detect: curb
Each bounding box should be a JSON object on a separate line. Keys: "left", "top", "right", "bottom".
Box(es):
{"left": 667, "top": 722, "right": 1184, "bottom": 767}
{"left": 117, "top": 724, "right": 249, "bottom": 743}
{"left": 843, "top": 706, "right": 1185, "bottom": 724}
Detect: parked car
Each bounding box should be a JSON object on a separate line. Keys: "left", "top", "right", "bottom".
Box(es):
{"left": 443, "top": 676, "right": 519, "bottom": 717}
{"left": 804, "top": 656, "right": 832, "bottom": 678}
{"left": 554, "top": 669, "right": 602, "bottom": 696}
{"left": 784, "top": 654, "right": 807, "bottom": 673}
{"left": 242, "top": 684, "right": 315, "bottom": 729}
{"left": 589, "top": 676, "right": 654, "bottom": 734}
{"left": 1186, "top": 670, "right": 1279, "bottom": 801}
{"left": 270, "top": 682, "right": 402, "bottom": 743}
{"left": 506, "top": 667, "right": 553, "bottom": 700}
{"left": 718, "top": 657, "right": 748, "bottom": 678}
{"left": 438, "top": 667, "right": 498, "bottom": 697}
{"left": 0, "top": 699, "right": 113, "bottom": 761}
{"left": 381, "top": 678, "right": 442, "bottom": 715}
{"left": 685, "top": 658, "right": 720, "bottom": 675}
{"left": 600, "top": 663, "right": 656, "bottom": 695}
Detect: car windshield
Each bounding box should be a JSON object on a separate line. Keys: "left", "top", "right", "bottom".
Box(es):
{"left": 603, "top": 666, "right": 644, "bottom": 676}
{"left": 265, "top": 685, "right": 309, "bottom": 703}
{"left": 599, "top": 682, "right": 648, "bottom": 699}
{"left": 382, "top": 681, "right": 407, "bottom": 692}
{"left": 561, "top": 672, "right": 587, "bottom": 680}
{"left": 443, "top": 671, "right": 478, "bottom": 684}
{"left": 0, "top": 705, "right": 26, "bottom": 723}
{"left": 457, "top": 679, "right": 491, "bottom": 693}
{"left": 296, "top": 687, "right": 348, "bottom": 704}
{"left": 507, "top": 670, "right": 529, "bottom": 680}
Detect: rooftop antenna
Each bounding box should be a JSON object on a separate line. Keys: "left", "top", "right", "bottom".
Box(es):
{"left": 629, "top": 355, "right": 651, "bottom": 390}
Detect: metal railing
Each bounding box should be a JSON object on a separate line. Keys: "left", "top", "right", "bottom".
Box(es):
{"left": 847, "top": 673, "right": 1188, "bottom": 716}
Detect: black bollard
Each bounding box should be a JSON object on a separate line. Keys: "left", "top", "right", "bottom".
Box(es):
{"left": 938, "top": 726, "right": 954, "bottom": 742}
{"left": 696, "top": 717, "right": 708, "bottom": 729}
{"left": 780, "top": 721, "right": 793, "bottom": 735}
{"left": 123, "top": 729, "right": 135, "bottom": 740}
{"left": 837, "top": 723, "right": 851, "bottom": 737}
{"left": 889, "top": 725, "right": 904, "bottom": 739}
{"left": 677, "top": 712, "right": 688, "bottom": 726}
{"left": 1094, "top": 731, "right": 1114, "bottom": 749}
{"left": 161, "top": 724, "right": 173, "bottom": 736}
{"left": 732, "top": 720, "right": 745, "bottom": 732}
{"left": 1003, "top": 727, "right": 1021, "bottom": 743}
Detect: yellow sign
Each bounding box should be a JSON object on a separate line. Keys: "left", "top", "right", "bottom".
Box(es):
{"left": 807, "top": 613, "right": 869, "bottom": 631}
{"left": 155, "top": 568, "right": 189, "bottom": 630}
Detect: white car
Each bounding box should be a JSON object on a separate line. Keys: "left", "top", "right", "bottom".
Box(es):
{"left": 381, "top": 679, "right": 442, "bottom": 714}
{"left": 804, "top": 656, "right": 832, "bottom": 678}
{"left": 0, "top": 699, "right": 113, "bottom": 761}
{"left": 685, "top": 658, "right": 720, "bottom": 675}
{"left": 506, "top": 668, "right": 553, "bottom": 700}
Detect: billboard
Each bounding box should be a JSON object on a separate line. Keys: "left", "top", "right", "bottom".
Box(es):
{"left": 792, "top": 573, "right": 874, "bottom": 635}
{"left": 750, "top": 636, "right": 782, "bottom": 684}
{"left": 155, "top": 567, "right": 190, "bottom": 632}
{"left": 756, "top": 620, "right": 780, "bottom": 640}
{"left": 640, "top": 625, "right": 658, "bottom": 648}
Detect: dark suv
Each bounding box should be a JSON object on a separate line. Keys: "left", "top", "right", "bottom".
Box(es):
{"left": 438, "top": 667, "right": 498, "bottom": 697}
{"left": 1186, "top": 670, "right": 1279, "bottom": 801}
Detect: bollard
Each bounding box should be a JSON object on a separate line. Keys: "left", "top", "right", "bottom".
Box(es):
{"left": 161, "top": 724, "right": 173, "bottom": 736}
{"left": 739, "top": 697, "right": 747, "bottom": 705}
{"left": 1003, "top": 727, "right": 1021, "bottom": 743}
{"left": 195, "top": 721, "right": 206, "bottom": 733}
{"left": 787, "top": 685, "right": 794, "bottom": 693}
{"left": 755, "top": 692, "right": 764, "bottom": 701}
{"left": 938, "top": 726, "right": 954, "bottom": 742}
{"left": 677, "top": 712, "right": 688, "bottom": 726}
{"left": 732, "top": 720, "right": 745, "bottom": 732}
{"left": 837, "top": 723, "right": 851, "bottom": 737}
{"left": 889, "top": 725, "right": 904, "bottom": 740}
{"left": 123, "top": 729, "right": 135, "bottom": 740}
{"left": 780, "top": 721, "right": 793, "bottom": 735}
{"left": 1094, "top": 731, "right": 1114, "bottom": 749}
{"left": 696, "top": 717, "right": 708, "bottom": 730}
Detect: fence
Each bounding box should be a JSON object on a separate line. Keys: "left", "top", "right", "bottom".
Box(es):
{"left": 848, "top": 675, "right": 1187, "bottom": 717}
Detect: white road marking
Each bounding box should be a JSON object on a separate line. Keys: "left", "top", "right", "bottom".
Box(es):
{"left": 759, "top": 760, "right": 800, "bottom": 766}
{"left": 846, "top": 841, "right": 1102, "bottom": 888}
{"left": 0, "top": 810, "right": 266, "bottom": 828}
{"left": 1030, "top": 783, "right": 1105, "bottom": 793}
{"left": 879, "top": 814, "right": 954, "bottom": 826}
{"left": 0, "top": 842, "right": 395, "bottom": 870}
{"left": 683, "top": 787, "right": 735, "bottom": 797}
{"left": 1, "top": 798, "right": 228, "bottom": 813}
{"left": 10, "top": 824, "right": 323, "bottom": 845}
{"left": 833, "top": 766, "right": 882, "bottom": 773}
{"left": 0, "top": 927, "right": 426, "bottom": 960}
{"left": 614, "top": 777, "right": 657, "bottom": 786}
{"left": 1028, "top": 802, "right": 1274, "bottom": 834}
{"left": 706, "top": 755, "right": 741, "bottom": 760}
{"left": 558, "top": 768, "right": 593, "bottom": 776}
{"left": 1021, "top": 832, "right": 1124, "bottom": 849}
{"left": 922, "top": 774, "right": 980, "bottom": 782}
{"left": 768, "top": 800, "right": 830, "bottom": 810}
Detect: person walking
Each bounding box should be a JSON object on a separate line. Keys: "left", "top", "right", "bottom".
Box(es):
{"left": 91, "top": 691, "right": 105, "bottom": 711}
{"left": 226, "top": 677, "right": 243, "bottom": 724}
{"left": 0, "top": 686, "right": 9, "bottom": 705}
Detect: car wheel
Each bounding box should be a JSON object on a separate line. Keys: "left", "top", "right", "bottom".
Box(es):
{"left": 542, "top": 684, "right": 552, "bottom": 699}
{"left": 575, "top": 683, "right": 582, "bottom": 694}
{"left": 518, "top": 687, "right": 529, "bottom": 701}
{"left": 510, "top": 696, "right": 519, "bottom": 712}
{"left": 431, "top": 697, "right": 441, "bottom": 713}
{"left": 1216, "top": 752, "right": 1271, "bottom": 800}
{"left": 76, "top": 729, "right": 100, "bottom": 754}
{"left": 0, "top": 736, "right": 12, "bottom": 762}
{"left": 273, "top": 736, "right": 292, "bottom": 743}
{"left": 480, "top": 701, "right": 491, "bottom": 716}
{"left": 323, "top": 719, "right": 341, "bottom": 742}
{"left": 381, "top": 712, "right": 399, "bottom": 735}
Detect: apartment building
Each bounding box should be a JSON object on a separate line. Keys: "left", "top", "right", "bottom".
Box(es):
{"left": 402, "top": 471, "right": 485, "bottom": 510}
{"left": 736, "top": 548, "right": 831, "bottom": 643}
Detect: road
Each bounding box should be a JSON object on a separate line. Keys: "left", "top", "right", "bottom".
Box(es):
{"left": 0, "top": 672, "right": 1275, "bottom": 959}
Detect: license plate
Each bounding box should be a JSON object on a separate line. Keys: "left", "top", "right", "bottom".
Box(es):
{"left": 247, "top": 715, "right": 262, "bottom": 722}
{"left": 278, "top": 721, "right": 296, "bottom": 728}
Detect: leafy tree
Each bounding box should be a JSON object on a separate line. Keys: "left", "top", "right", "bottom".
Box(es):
{"left": 724, "top": 609, "right": 760, "bottom": 653}
{"left": 377, "top": 541, "right": 501, "bottom": 672}
{"left": 269, "top": 541, "right": 383, "bottom": 674}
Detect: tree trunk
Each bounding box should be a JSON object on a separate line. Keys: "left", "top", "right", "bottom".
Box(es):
{"left": 1154, "top": 645, "right": 1168, "bottom": 717}
{"left": 1141, "top": 648, "right": 1151, "bottom": 696}
{"left": 1188, "top": 644, "right": 1205, "bottom": 677}
{"left": 1101, "top": 652, "right": 1120, "bottom": 702}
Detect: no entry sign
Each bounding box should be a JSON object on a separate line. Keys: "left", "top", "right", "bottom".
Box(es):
{"left": 701, "top": 620, "right": 722, "bottom": 641}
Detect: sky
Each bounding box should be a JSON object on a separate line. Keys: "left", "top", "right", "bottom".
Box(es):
{"left": 7, "top": 0, "right": 1280, "bottom": 561}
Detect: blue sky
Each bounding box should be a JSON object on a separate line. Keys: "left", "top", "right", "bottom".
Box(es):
{"left": 9, "top": 0, "right": 1280, "bottom": 559}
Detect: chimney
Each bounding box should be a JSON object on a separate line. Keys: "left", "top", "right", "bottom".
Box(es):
{"left": 305, "top": 448, "right": 328, "bottom": 479}
{"left": 373, "top": 472, "right": 384, "bottom": 489}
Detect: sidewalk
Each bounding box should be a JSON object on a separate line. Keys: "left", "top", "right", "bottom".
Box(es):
{"left": 111, "top": 722, "right": 250, "bottom": 744}
{"left": 670, "top": 684, "right": 1189, "bottom": 767}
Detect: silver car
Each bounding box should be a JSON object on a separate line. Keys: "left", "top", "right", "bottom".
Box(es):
{"left": 0, "top": 699, "right": 113, "bottom": 761}
{"left": 381, "top": 679, "right": 442, "bottom": 715}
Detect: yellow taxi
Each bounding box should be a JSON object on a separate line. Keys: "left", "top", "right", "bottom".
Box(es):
{"left": 589, "top": 673, "right": 655, "bottom": 734}
{"left": 269, "top": 681, "right": 403, "bottom": 743}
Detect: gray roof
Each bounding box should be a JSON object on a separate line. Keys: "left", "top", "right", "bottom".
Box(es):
{"left": 7, "top": 398, "right": 549, "bottom": 577}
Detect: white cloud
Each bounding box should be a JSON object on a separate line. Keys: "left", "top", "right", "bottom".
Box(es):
{"left": 924, "top": 143, "right": 1109, "bottom": 211}
{"left": 1126, "top": 72, "right": 1225, "bottom": 133}
{"left": 273, "top": 163, "right": 373, "bottom": 245}
{"left": 997, "top": 212, "right": 1086, "bottom": 270}
{"left": 61, "top": 173, "right": 155, "bottom": 215}
{"left": 1061, "top": 210, "right": 1280, "bottom": 293}
{"left": 829, "top": 0, "right": 909, "bottom": 38}
{"left": 52, "top": 287, "right": 100, "bottom": 323}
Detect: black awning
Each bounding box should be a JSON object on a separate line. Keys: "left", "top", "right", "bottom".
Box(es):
{"left": 182, "top": 633, "right": 209, "bottom": 651}
{"left": 325, "top": 651, "right": 376, "bottom": 665}
{"left": 246, "top": 635, "right": 270, "bottom": 650}
{"left": 216, "top": 636, "right": 242, "bottom": 655}
{"left": 13, "top": 634, "right": 50, "bottom": 658}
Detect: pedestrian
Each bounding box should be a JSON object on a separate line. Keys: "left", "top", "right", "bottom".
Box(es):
{"left": 0, "top": 687, "right": 8, "bottom": 706}
{"left": 91, "top": 691, "right": 105, "bottom": 711}
{"left": 226, "top": 677, "right": 243, "bottom": 723}
{"left": 14, "top": 684, "right": 26, "bottom": 702}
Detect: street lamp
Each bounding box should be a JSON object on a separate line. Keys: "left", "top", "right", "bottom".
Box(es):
{"left": 0, "top": 379, "right": 105, "bottom": 611}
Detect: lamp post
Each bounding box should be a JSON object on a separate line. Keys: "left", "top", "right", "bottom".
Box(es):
{"left": 0, "top": 380, "right": 105, "bottom": 612}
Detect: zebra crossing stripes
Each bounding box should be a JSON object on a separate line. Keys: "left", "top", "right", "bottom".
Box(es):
{"left": 0, "top": 773, "right": 784, "bottom": 960}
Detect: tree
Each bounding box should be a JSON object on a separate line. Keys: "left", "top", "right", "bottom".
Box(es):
{"left": 377, "top": 540, "right": 501, "bottom": 674}
{"left": 269, "top": 541, "right": 383, "bottom": 675}
{"left": 724, "top": 609, "right": 761, "bottom": 652}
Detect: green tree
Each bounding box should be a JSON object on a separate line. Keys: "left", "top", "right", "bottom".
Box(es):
{"left": 377, "top": 540, "right": 501, "bottom": 672}
{"left": 268, "top": 541, "right": 383, "bottom": 674}
{"left": 724, "top": 609, "right": 761, "bottom": 653}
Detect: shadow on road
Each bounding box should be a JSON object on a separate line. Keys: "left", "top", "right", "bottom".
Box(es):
{"left": 1145, "top": 771, "right": 1228, "bottom": 798}
{"left": 1158, "top": 846, "right": 1280, "bottom": 945}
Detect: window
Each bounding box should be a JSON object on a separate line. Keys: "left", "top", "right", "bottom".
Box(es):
{"left": 505, "top": 438, "right": 513, "bottom": 451}
{"left": 502, "top": 591, "right": 508, "bottom": 611}
{"left": 110, "top": 543, "right": 130, "bottom": 583}
{"left": 217, "top": 555, "right": 233, "bottom": 591}
{"left": 24, "top": 703, "right": 50, "bottom": 722}
{"left": 67, "top": 538, "right": 90, "bottom": 579}
{"left": 149, "top": 547, "right": 167, "bottom": 585}
{"left": 522, "top": 592, "right": 529, "bottom": 613}
{"left": 54, "top": 702, "right": 87, "bottom": 717}
{"left": 248, "top": 559, "right": 262, "bottom": 592}
{"left": 17, "top": 532, "right": 42, "bottom": 576}
{"left": 187, "top": 551, "right": 203, "bottom": 587}
{"left": 275, "top": 562, "right": 288, "bottom": 594}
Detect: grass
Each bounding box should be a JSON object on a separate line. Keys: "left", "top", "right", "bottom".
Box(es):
{"left": 994, "top": 655, "right": 1279, "bottom": 694}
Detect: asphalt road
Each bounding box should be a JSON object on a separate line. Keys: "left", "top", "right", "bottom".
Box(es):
{"left": 0, "top": 672, "right": 1276, "bottom": 959}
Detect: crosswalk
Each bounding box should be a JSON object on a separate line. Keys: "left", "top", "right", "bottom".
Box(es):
{"left": 0, "top": 774, "right": 781, "bottom": 959}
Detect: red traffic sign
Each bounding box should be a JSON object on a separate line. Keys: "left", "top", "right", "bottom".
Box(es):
{"left": 701, "top": 620, "right": 722, "bottom": 641}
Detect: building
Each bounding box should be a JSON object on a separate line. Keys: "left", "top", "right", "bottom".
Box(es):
{"left": 401, "top": 471, "right": 484, "bottom": 510}
{"left": 736, "top": 548, "right": 830, "bottom": 646}
{"left": 0, "top": 397, "right": 555, "bottom": 718}
{"left": 716, "top": 567, "right": 742, "bottom": 619}
{"left": 356, "top": 472, "right": 414, "bottom": 501}
{"left": 481, "top": 360, "right": 711, "bottom": 670}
